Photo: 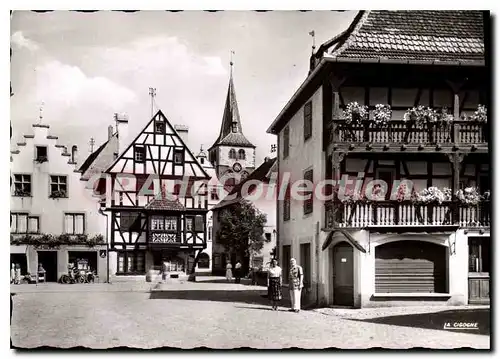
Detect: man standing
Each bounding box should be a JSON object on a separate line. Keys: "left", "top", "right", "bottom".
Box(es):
{"left": 234, "top": 260, "right": 242, "bottom": 283}
{"left": 288, "top": 258, "right": 303, "bottom": 313}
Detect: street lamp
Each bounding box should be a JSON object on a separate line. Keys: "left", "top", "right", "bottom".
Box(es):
{"left": 98, "top": 207, "right": 110, "bottom": 284}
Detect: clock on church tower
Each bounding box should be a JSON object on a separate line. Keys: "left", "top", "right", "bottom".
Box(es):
{"left": 207, "top": 63, "right": 255, "bottom": 188}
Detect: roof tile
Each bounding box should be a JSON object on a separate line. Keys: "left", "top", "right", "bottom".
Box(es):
{"left": 330, "top": 10, "right": 485, "bottom": 64}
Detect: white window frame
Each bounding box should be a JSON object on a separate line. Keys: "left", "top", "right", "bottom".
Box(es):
{"left": 64, "top": 213, "right": 85, "bottom": 235}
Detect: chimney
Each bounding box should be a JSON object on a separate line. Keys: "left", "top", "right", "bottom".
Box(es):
{"left": 114, "top": 113, "right": 129, "bottom": 155}
{"left": 108, "top": 125, "right": 114, "bottom": 140}
{"left": 174, "top": 124, "right": 189, "bottom": 147}
{"left": 71, "top": 145, "right": 78, "bottom": 164}
{"left": 264, "top": 156, "right": 270, "bottom": 163}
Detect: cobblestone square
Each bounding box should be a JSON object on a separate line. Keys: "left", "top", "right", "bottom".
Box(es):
{"left": 10, "top": 279, "right": 490, "bottom": 349}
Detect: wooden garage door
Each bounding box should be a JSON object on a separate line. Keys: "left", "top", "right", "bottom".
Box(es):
{"left": 375, "top": 240, "right": 447, "bottom": 293}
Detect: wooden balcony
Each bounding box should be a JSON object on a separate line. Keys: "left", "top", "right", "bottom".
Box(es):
{"left": 329, "top": 120, "right": 488, "bottom": 146}
{"left": 324, "top": 200, "right": 490, "bottom": 229}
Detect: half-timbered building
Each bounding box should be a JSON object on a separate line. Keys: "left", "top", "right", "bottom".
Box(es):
{"left": 80, "top": 111, "right": 212, "bottom": 279}
{"left": 267, "top": 11, "right": 490, "bottom": 307}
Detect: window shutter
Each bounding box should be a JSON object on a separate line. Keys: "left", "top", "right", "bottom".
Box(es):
{"left": 303, "top": 169, "right": 313, "bottom": 214}
{"left": 304, "top": 101, "right": 312, "bottom": 141}
{"left": 283, "top": 127, "right": 290, "bottom": 158}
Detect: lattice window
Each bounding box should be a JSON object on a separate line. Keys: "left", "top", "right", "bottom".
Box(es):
{"left": 134, "top": 146, "right": 146, "bottom": 163}
{"left": 13, "top": 174, "right": 31, "bottom": 196}
{"left": 50, "top": 175, "right": 68, "bottom": 197}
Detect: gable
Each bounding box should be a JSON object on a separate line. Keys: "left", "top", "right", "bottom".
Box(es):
{"left": 105, "top": 110, "right": 210, "bottom": 179}
{"left": 80, "top": 134, "right": 118, "bottom": 181}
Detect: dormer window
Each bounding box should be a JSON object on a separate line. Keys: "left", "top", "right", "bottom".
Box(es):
{"left": 35, "top": 146, "right": 48, "bottom": 163}
{"left": 200, "top": 157, "right": 205, "bottom": 164}
{"left": 134, "top": 146, "right": 146, "bottom": 163}
{"left": 155, "top": 122, "right": 165, "bottom": 134}
{"left": 232, "top": 121, "right": 238, "bottom": 133}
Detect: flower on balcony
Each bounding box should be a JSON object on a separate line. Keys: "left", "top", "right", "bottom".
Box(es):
{"left": 469, "top": 105, "right": 487, "bottom": 123}
{"left": 456, "top": 187, "right": 482, "bottom": 206}
{"left": 372, "top": 104, "right": 392, "bottom": 128}
{"left": 337, "top": 188, "right": 367, "bottom": 204}
{"left": 342, "top": 102, "right": 368, "bottom": 126}
{"left": 394, "top": 183, "right": 412, "bottom": 202}
{"left": 443, "top": 188, "right": 452, "bottom": 201}
{"left": 436, "top": 107, "right": 454, "bottom": 127}
{"left": 403, "top": 106, "right": 439, "bottom": 126}
{"left": 413, "top": 186, "right": 447, "bottom": 204}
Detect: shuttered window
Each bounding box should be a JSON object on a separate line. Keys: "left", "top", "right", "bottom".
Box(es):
{"left": 283, "top": 126, "right": 290, "bottom": 159}
{"left": 375, "top": 241, "right": 446, "bottom": 293}
{"left": 283, "top": 184, "right": 291, "bottom": 221}
{"left": 304, "top": 101, "right": 312, "bottom": 141}
{"left": 303, "top": 169, "right": 313, "bottom": 215}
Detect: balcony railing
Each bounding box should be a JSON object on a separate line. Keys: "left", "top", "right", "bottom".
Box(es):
{"left": 324, "top": 200, "right": 490, "bottom": 229}
{"left": 330, "top": 120, "right": 488, "bottom": 145}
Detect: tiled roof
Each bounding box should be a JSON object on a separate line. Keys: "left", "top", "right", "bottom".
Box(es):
{"left": 216, "top": 132, "right": 256, "bottom": 148}
{"left": 78, "top": 138, "right": 110, "bottom": 173}
{"left": 145, "top": 196, "right": 186, "bottom": 211}
{"left": 209, "top": 73, "right": 255, "bottom": 150}
{"left": 328, "top": 10, "right": 485, "bottom": 64}
{"left": 212, "top": 157, "right": 277, "bottom": 211}
{"left": 145, "top": 188, "right": 185, "bottom": 211}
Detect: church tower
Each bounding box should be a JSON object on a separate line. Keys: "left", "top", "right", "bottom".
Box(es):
{"left": 208, "top": 59, "right": 255, "bottom": 189}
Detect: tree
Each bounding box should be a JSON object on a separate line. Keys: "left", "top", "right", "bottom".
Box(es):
{"left": 216, "top": 200, "right": 268, "bottom": 260}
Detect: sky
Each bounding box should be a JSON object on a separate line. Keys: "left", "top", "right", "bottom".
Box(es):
{"left": 10, "top": 10, "right": 357, "bottom": 166}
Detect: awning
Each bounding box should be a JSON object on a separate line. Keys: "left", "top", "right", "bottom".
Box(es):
{"left": 10, "top": 245, "right": 27, "bottom": 254}
{"left": 322, "top": 229, "right": 366, "bottom": 253}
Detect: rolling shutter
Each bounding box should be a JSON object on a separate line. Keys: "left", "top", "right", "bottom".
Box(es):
{"left": 375, "top": 240, "right": 446, "bottom": 293}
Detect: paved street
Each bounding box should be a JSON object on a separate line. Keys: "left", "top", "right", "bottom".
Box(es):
{"left": 11, "top": 278, "right": 490, "bottom": 349}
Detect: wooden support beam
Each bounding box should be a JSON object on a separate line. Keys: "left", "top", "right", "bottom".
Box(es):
{"left": 448, "top": 152, "right": 466, "bottom": 195}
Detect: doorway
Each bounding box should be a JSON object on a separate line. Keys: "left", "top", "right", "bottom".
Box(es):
{"left": 10, "top": 254, "right": 27, "bottom": 275}
{"left": 332, "top": 242, "right": 354, "bottom": 306}
{"left": 37, "top": 251, "right": 58, "bottom": 282}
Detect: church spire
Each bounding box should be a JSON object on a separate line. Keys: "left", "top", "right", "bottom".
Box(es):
{"left": 208, "top": 53, "right": 255, "bottom": 151}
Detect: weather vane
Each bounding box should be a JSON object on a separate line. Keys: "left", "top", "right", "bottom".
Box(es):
{"left": 38, "top": 101, "right": 45, "bottom": 123}
{"left": 89, "top": 137, "right": 95, "bottom": 153}
{"left": 230, "top": 50, "right": 235, "bottom": 75}
{"left": 309, "top": 30, "right": 316, "bottom": 53}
